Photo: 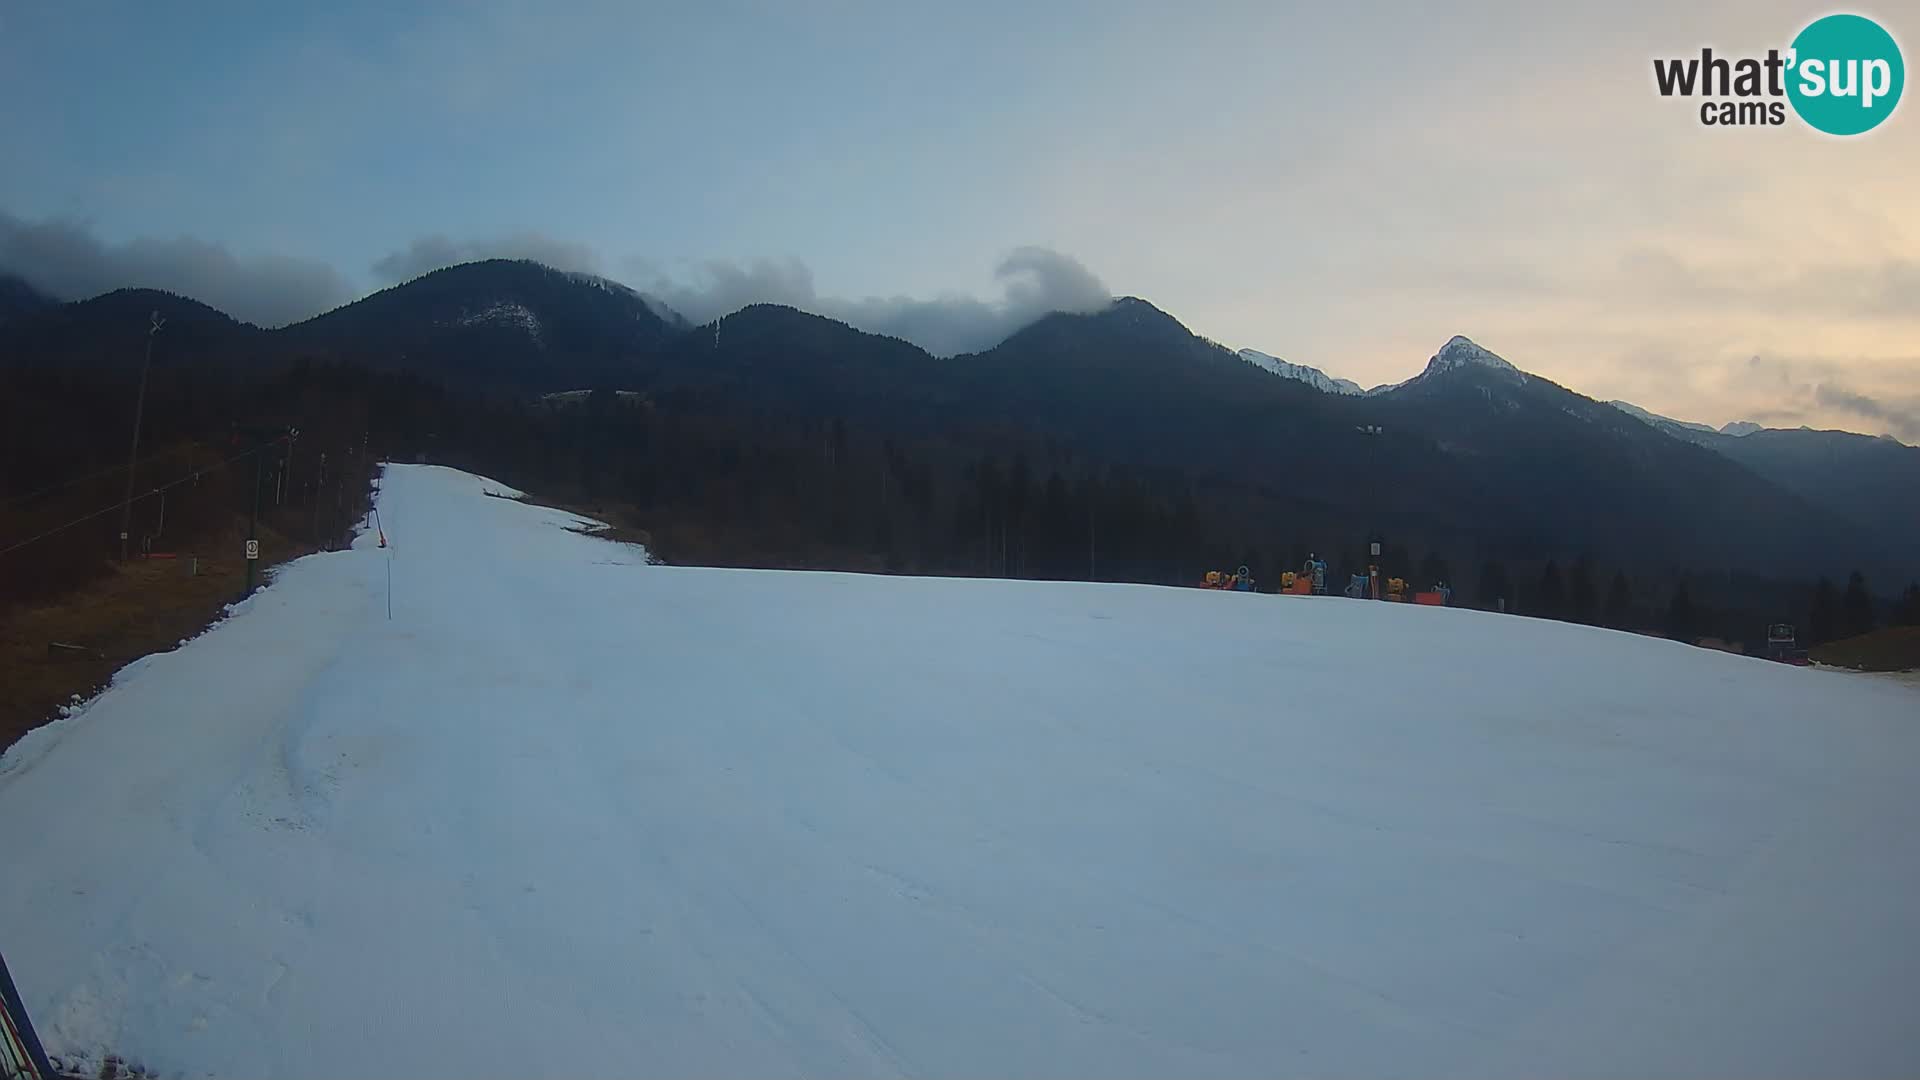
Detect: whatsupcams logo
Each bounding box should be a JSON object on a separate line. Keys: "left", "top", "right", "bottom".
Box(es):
{"left": 1654, "top": 13, "right": 1904, "bottom": 133}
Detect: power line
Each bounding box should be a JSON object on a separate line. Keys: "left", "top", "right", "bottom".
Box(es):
{"left": 0, "top": 443, "right": 199, "bottom": 511}
{"left": 120, "top": 310, "right": 166, "bottom": 560}
{"left": 0, "top": 438, "right": 287, "bottom": 560}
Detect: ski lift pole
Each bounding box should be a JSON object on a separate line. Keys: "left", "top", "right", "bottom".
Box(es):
{"left": 245, "top": 447, "right": 263, "bottom": 598}
{"left": 0, "top": 948, "right": 54, "bottom": 1080}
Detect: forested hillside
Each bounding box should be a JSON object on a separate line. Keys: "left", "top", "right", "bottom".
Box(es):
{"left": 5, "top": 261, "right": 1915, "bottom": 660}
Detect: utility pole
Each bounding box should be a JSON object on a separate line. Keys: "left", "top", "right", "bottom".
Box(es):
{"left": 1088, "top": 496, "right": 1097, "bottom": 581}
{"left": 1357, "top": 424, "right": 1383, "bottom": 599}
{"left": 334, "top": 446, "right": 345, "bottom": 549}
{"left": 245, "top": 444, "right": 264, "bottom": 597}
{"left": 313, "top": 451, "right": 327, "bottom": 548}
{"left": 118, "top": 311, "right": 164, "bottom": 560}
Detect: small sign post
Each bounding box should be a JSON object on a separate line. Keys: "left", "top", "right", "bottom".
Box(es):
{"left": 245, "top": 538, "right": 260, "bottom": 561}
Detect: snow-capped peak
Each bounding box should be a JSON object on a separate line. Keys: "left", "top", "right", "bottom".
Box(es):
{"left": 1608, "top": 400, "right": 1717, "bottom": 435}
{"left": 1359, "top": 335, "right": 1527, "bottom": 396}
{"left": 1423, "top": 335, "right": 1523, "bottom": 379}
{"left": 1237, "top": 349, "right": 1363, "bottom": 395}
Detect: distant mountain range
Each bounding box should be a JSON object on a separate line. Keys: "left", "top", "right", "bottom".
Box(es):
{"left": 1237, "top": 349, "right": 1363, "bottom": 395}
{"left": 1599, "top": 408, "right": 1920, "bottom": 583}
{"left": 1240, "top": 340, "right": 1903, "bottom": 449}
{"left": 2, "top": 259, "right": 1913, "bottom": 585}
{"left": 1609, "top": 399, "right": 1778, "bottom": 440}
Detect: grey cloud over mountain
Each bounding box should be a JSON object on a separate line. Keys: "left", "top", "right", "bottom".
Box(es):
{"left": 0, "top": 210, "right": 351, "bottom": 327}
{"left": 371, "top": 232, "right": 606, "bottom": 283}
{"left": 623, "top": 246, "right": 1111, "bottom": 356}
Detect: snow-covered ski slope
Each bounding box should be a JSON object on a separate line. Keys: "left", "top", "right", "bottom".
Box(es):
{"left": 2, "top": 465, "right": 1917, "bottom": 1079}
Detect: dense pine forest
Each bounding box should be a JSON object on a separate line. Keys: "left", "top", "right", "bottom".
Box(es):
{"left": 5, "top": 261, "right": 1918, "bottom": 664}
{"left": 7, "top": 351, "right": 1914, "bottom": 654}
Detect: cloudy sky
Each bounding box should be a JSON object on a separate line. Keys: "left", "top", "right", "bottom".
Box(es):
{"left": 1, "top": 0, "right": 1913, "bottom": 437}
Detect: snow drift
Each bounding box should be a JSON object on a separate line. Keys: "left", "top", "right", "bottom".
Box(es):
{"left": 1, "top": 464, "right": 1916, "bottom": 1078}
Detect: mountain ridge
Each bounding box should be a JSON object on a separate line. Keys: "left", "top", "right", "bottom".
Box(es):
{"left": 3, "top": 258, "right": 1912, "bottom": 582}
{"left": 1237, "top": 349, "right": 1364, "bottom": 395}
{"left": 3, "top": 261, "right": 1899, "bottom": 445}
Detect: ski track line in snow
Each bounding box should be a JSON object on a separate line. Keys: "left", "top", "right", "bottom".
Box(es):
{"left": 1, "top": 463, "right": 1917, "bottom": 1079}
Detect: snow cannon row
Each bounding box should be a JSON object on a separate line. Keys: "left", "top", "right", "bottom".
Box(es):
{"left": 1201, "top": 566, "right": 1257, "bottom": 592}
{"left": 1343, "top": 574, "right": 1453, "bottom": 604}
{"left": 1201, "top": 556, "right": 1453, "bottom": 606}
{"left": 1211, "top": 556, "right": 1331, "bottom": 596}
{"left": 1277, "top": 570, "right": 1318, "bottom": 595}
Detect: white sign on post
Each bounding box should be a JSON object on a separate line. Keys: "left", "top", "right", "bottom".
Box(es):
{"left": 1370, "top": 542, "right": 1381, "bottom": 556}
{"left": 245, "top": 539, "right": 260, "bottom": 560}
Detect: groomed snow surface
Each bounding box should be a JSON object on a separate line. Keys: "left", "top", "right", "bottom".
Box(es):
{"left": 3, "top": 465, "right": 1917, "bottom": 1079}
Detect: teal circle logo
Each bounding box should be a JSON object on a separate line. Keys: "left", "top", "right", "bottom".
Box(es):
{"left": 1787, "top": 14, "right": 1904, "bottom": 135}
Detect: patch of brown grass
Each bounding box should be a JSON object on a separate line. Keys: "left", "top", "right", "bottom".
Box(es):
{"left": 1811, "top": 625, "right": 1920, "bottom": 672}
{"left": 1694, "top": 636, "right": 1748, "bottom": 655}
{"left": 0, "top": 518, "right": 310, "bottom": 751}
